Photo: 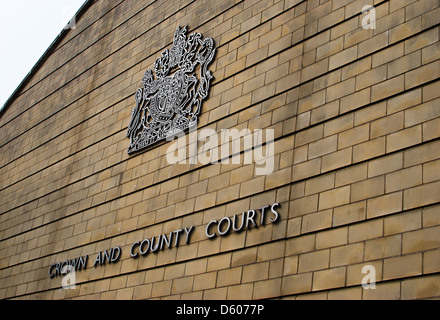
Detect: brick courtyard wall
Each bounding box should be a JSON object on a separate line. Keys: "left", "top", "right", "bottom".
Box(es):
{"left": 0, "top": 0, "right": 439, "bottom": 300}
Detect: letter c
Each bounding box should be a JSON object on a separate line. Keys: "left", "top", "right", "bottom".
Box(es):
{"left": 49, "top": 264, "right": 56, "bottom": 278}
{"left": 206, "top": 220, "right": 218, "bottom": 238}
{"left": 139, "top": 239, "right": 151, "bottom": 255}
{"left": 130, "top": 241, "right": 140, "bottom": 258}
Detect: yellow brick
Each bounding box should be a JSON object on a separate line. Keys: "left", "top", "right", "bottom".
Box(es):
{"left": 217, "top": 267, "right": 242, "bottom": 287}
{"left": 336, "top": 163, "right": 367, "bottom": 187}
{"left": 405, "top": 0, "right": 439, "bottom": 22}
{"left": 402, "top": 226, "right": 440, "bottom": 254}
{"left": 242, "top": 262, "right": 268, "bottom": 283}
{"left": 355, "top": 101, "right": 387, "bottom": 126}
{"left": 340, "top": 88, "right": 371, "bottom": 113}
{"left": 423, "top": 117, "right": 440, "bottom": 142}
{"left": 356, "top": 65, "right": 387, "bottom": 91}
{"left": 240, "top": 176, "right": 265, "bottom": 197}
{"left": 358, "top": 32, "right": 389, "bottom": 58}
{"left": 301, "top": 58, "right": 329, "bottom": 82}
{"left": 363, "top": 281, "right": 401, "bottom": 300}
{"left": 387, "top": 88, "right": 421, "bottom": 114}
{"left": 368, "top": 152, "right": 403, "bottom": 178}
{"left": 231, "top": 247, "right": 257, "bottom": 267}
{"left": 171, "top": 277, "right": 193, "bottom": 295}
{"left": 422, "top": 80, "right": 440, "bottom": 103}
{"left": 207, "top": 172, "right": 230, "bottom": 193}
{"left": 371, "top": 112, "right": 404, "bottom": 139}
{"left": 204, "top": 287, "right": 227, "bottom": 300}
{"left": 265, "top": 167, "right": 292, "bottom": 190}
{"left": 405, "top": 60, "right": 440, "bottom": 90}
{"left": 324, "top": 113, "right": 354, "bottom": 137}
{"left": 401, "top": 274, "right": 440, "bottom": 299}
{"left": 257, "top": 241, "right": 285, "bottom": 262}
{"left": 185, "top": 259, "right": 207, "bottom": 276}
{"left": 342, "top": 55, "right": 371, "bottom": 80}
{"left": 206, "top": 253, "right": 231, "bottom": 272}
{"left": 230, "top": 164, "right": 255, "bottom": 185}
{"left": 301, "top": 209, "right": 333, "bottom": 233}
{"left": 298, "top": 90, "right": 325, "bottom": 113}
{"left": 372, "top": 75, "right": 404, "bottom": 102}
{"left": 318, "top": 6, "right": 345, "bottom": 32}
{"left": 388, "top": 51, "right": 421, "bottom": 78}
{"left": 194, "top": 192, "right": 217, "bottom": 211}
{"left": 389, "top": 17, "right": 421, "bottom": 44}
{"left": 333, "top": 201, "right": 366, "bottom": 227}
{"left": 386, "top": 125, "right": 422, "bottom": 153}
{"left": 423, "top": 205, "right": 440, "bottom": 228}
{"left": 365, "top": 235, "right": 401, "bottom": 261}
{"left": 305, "top": 173, "right": 335, "bottom": 195}
{"left": 292, "top": 158, "right": 321, "bottom": 181}
{"left": 404, "top": 180, "right": 440, "bottom": 210}
{"left": 296, "top": 125, "right": 323, "bottom": 147}
{"left": 344, "top": 25, "right": 371, "bottom": 48}
{"left": 349, "top": 219, "right": 383, "bottom": 243}
{"left": 330, "top": 243, "right": 364, "bottom": 267}
{"left": 217, "top": 185, "right": 240, "bottom": 204}
{"left": 298, "top": 250, "right": 329, "bottom": 273}
{"left": 269, "top": 34, "right": 293, "bottom": 56}
{"left": 312, "top": 267, "right": 346, "bottom": 291}
{"left": 151, "top": 280, "right": 172, "bottom": 298}
{"left": 116, "top": 287, "right": 134, "bottom": 300}
{"left": 329, "top": 46, "right": 358, "bottom": 70}
{"left": 405, "top": 98, "right": 440, "bottom": 127}
{"left": 386, "top": 166, "right": 422, "bottom": 193}
{"left": 286, "top": 234, "right": 315, "bottom": 255}
{"left": 322, "top": 147, "right": 352, "bottom": 173}
{"left": 318, "top": 186, "right": 350, "bottom": 210}
{"left": 310, "top": 101, "right": 339, "bottom": 125}
{"left": 283, "top": 255, "right": 299, "bottom": 276}
{"left": 384, "top": 209, "right": 422, "bottom": 236}
{"left": 227, "top": 283, "right": 253, "bottom": 300}
{"left": 281, "top": 273, "right": 313, "bottom": 296}
{"left": 423, "top": 159, "right": 440, "bottom": 183}
{"left": 193, "top": 272, "right": 216, "bottom": 291}
{"left": 328, "top": 287, "right": 362, "bottom": 300}
{"left": 367, "top": 192, "right": 403, "bottom": 219}
{"left": 351, "top": 176, "right": 384, "bottom": 202}
{"left": 338, "top": 124, "right": 369, "bottom": 149}
{"left": 254, "top": 278, "right": 282, "bottom": 299}
{"left": 326, "top": 78, "right": 355, "bottom": 102}
{"left": 404, "top": 140, "right": 440, "bottom": 167}
{"left": 317, "top": 37, "right": 343, "bottom": 61}
{"left": 372, "top": 43, "right": 404, "bottom": 68}
{"left": 308, "top": 135, "right": 337, "bottom": 159}
{"left": 383, "top": 253, "right": 422, "bottom": 280}
{"left": 424, "top": 249, "right": 440, "bottom": 274}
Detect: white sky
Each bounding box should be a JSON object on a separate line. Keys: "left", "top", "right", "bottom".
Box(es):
{"left": 0, "top": 0, "right": 86, "bottom": 110}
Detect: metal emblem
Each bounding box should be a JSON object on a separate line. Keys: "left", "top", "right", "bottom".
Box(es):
{"left": 127, "top": 26, "right": 216, "bottom": 154}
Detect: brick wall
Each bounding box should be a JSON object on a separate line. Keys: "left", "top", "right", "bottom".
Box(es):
{"left": 0, "top": 0, "right": 439, "bottom": 300}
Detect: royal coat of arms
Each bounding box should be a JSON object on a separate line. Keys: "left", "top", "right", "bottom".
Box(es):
{"left": 127, "top": 26, "right": 216, "bottom": 154}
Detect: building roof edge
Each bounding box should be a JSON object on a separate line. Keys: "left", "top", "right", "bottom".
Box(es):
{"left": 0, "top": 0, "right": 95, "bottom": 118}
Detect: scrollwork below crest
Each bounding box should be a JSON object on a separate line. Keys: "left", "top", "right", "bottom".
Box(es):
{"left": 127, "top": 26, "right": 216, "bottom": 154}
